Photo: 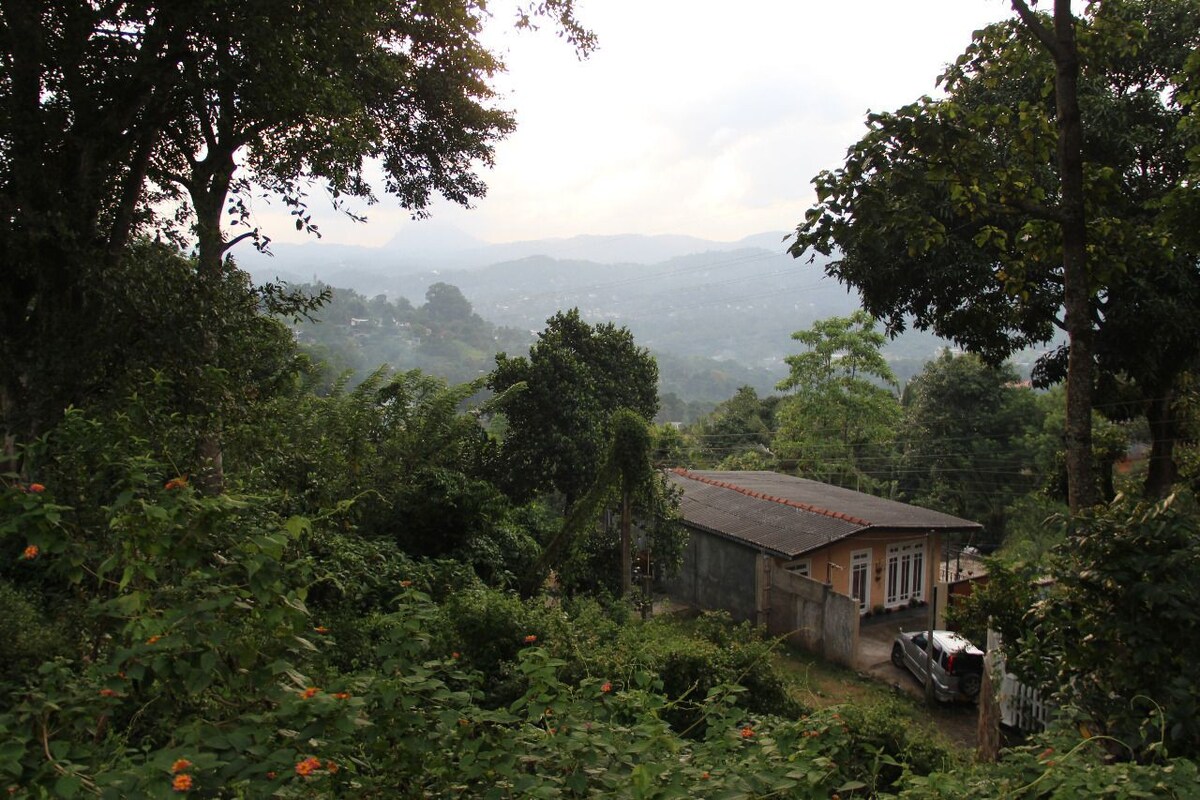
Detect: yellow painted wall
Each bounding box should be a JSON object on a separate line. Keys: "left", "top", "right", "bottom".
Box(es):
{"left": 778, "top": 531, "right": 942, "bottom": 613}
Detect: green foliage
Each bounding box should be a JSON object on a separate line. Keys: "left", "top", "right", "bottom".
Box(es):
{"left": 286, "top": 282, "right": 534, "bottom": 388}
{"left": 790, "top": 1, "right": 1200, "bottom": 500}
{"left": 4, "top": 406, "right": 1195, "bottom": 797}
{"left": 692, "top": 385, "right": 778, "bottom": 467}
{"left": 3, "top": 0, "right": 582, "bottom": 443}
{"left": 432, "top": 596, "right": 810, "bottom": 745}
{"left": 1016, "top": 492, "right": 1200, "bottom": 758}
{"left": 488, "top": 308, "right": 660, "bottom": 506}
{"left": 0, "top": 580, "right": 76, "bottom": 685}
{"left": 649, "top": 423, "right": 697, "bottom": 469}
{"left": 542, "top": 410, "right": 686, "bottom": 597}
{"left": 998, "top": 493, "right": 1070, "bottom": 563}
{"left": 899, "top": 352, "right": 1043, "bottom": 543}
{"left": 944, "top": 558, "right": 1044, "bottom": 659}
{"left": 236, "top": 367, "right": 543, "bottom": 586}
{"left": 774, "top": 311, "right": 901, "bottom": 490}
{"left": 1024, "top": 385, "right": 1131, "bottom": 503}
{"left": 627, "top": 614, "right": 807, "bottom": 737}
{"left": 898, "top": 729, "right": 1200, "bottom": 798}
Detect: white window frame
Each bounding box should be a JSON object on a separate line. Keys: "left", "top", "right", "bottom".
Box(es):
{"left": 885, "top": 540, "right": 926, "bottom": 608}
{"left": 783, "top": 558, "right": 812, "bottom": 579}
{"left": 850, "top": 548, "right": 871, "bottom": 612}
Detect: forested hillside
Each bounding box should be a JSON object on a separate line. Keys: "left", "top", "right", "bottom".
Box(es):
{"left": 3, "top": 1, "right": 1200, "bottom": 798}
{"left": 251, "top": 245, "right": 997, "bottom": 394}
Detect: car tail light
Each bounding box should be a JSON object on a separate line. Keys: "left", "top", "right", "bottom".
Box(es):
{"left": 947, "top": 654, "right": 956, "bottom": 674}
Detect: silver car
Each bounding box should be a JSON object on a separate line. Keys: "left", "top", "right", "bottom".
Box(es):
{"left": 891, "top": 629, "right": 984, "bottom": 702}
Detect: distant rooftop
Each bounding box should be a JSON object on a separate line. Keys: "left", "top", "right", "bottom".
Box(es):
{"left": 667, "top": 469, "right": 982, "bottom": 559}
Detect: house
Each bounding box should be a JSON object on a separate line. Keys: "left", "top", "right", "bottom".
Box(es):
{"left": 663, "top": 469, "right": 982, "bottom": 663}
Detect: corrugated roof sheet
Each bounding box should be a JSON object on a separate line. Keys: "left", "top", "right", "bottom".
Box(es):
{"left": 667, "top": 469, "right": 982, "bottom": 559}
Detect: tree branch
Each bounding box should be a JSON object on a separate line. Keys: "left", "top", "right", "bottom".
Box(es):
{"left": 1004, "top": 195, "right": 1066, "bottom": 223}
{"left": 1010, "top": 0, "right": 1059, "bottom": 56}
{"left": 221, "top": 230, "right": 258, "bottom": 253}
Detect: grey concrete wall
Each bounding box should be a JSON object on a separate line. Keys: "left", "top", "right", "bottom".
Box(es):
{"left": 819, "top": 587, "right": 859, "bottom": 667}
{"left": 766, "top": 565, "right": 859, "bottom": 668}
{"left": 665, "top": 526, "right": 760, "bottom": 623}
{"left": 664, "top": 528, "right": 859, "bottom": 668}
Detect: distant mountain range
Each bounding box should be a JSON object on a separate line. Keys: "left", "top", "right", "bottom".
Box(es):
{"left": 241, "top": 227, "right": 795, "bottom": 281}
{"left": 242, "top": 230, "right": 1047, "bottom": 395}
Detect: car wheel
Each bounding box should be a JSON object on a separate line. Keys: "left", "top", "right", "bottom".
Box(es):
{"left": 960, "top": 672, "right": 982, "bottom": 697}
{"left": 891, "top": 642, "right": 904, "bottom": 668}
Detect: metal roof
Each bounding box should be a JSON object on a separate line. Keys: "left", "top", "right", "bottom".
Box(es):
{"left": 667, "top": 469, "right": 983, "bottom": 559}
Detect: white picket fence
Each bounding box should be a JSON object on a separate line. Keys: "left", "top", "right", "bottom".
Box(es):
{"left": 987, "top": 629, "right": 1053, "bottom": 733}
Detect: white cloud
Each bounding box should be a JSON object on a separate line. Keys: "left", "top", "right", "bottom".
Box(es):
{"left": 258, "top": 0, "right": 1013, "bottom": 248}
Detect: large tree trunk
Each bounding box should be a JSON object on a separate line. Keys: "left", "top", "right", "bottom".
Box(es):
{"left": 1012, "top": 0, "right": 1097, "bottom": 512}
{"left": 620, "top": 488, "right": 632, "bottom": 595}
{"left": 1053, "top": 0, "right": 1097, "bottom": 512}
{"left": 1144, "top": 392, "right": 1179, "bottom": 498}
{"left": 188, "top": 148, "right": 237, "bottom": 495}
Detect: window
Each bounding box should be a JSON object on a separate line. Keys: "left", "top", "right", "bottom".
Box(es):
{"left": 885, "top": 540, "right": 927, "bottom": 608}
{"left": 850, "top": 549, "right": 871, "bottom": 612}
{"left": 784, "top": 558, "right": 811, "bottom": 578}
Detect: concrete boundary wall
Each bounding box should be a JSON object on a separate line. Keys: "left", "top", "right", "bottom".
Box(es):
{"left": 664, "top": 526, "right": 859, "bottom": 668}
{"left": 764, "top": 563, "right": 859, "bottom": 668}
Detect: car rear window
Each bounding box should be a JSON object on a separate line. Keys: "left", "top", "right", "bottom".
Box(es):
{"left": 947, "top": 652, "right": 983, "bottom": 674}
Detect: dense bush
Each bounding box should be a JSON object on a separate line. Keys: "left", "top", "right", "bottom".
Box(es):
{"left": 1015, "top": 492, "right": 1200, "bottom": 759}
{"left": 898, "top": 727, "right": 1200, "bottom": 798}
{"left": 4, "top": 430, "right": 1196, "bottom": 797}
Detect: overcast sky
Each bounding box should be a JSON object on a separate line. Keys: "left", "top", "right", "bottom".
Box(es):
{"left": 262, "top": 0, "right": 1016, "bottom": 248}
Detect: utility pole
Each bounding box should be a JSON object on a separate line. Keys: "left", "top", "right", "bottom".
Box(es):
{"left": 925, "top": 585, "right": 938, "bottom": 706}
{"left": 620, "top": 487, "right": 632, "bottom": 595}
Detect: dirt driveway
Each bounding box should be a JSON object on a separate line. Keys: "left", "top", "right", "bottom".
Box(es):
{"left": 857, "top": 606, "right": 927, "bottom": 686}
{"left": 856, "top": 607, "right": 981, "bottom": 748}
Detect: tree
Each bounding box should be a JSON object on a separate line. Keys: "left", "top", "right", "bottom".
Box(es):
{"left": 533, "top": 409, "right": 681, "bottom": 597}
{"left": 790, "top": 0, "right": 1200, "bottom": 509}
{"left": 693, "top": 386, "right": 777, "bottom": 467}
{"left": 898, "top": 351, "right": 1043, "bottom": 543}
{"left": 772, "top": 312, "right": 901, "bottom": 490}
{"left": 1015, "top": 494, "right": 1200, "bottom": 758}
{"left": 422, "top": 283, "right": 478, "bottom": 326}
{"left": 488, "top": 309, "right": 659, "bottom": 508}
{"left": 0, "top": 1, "right": 593, "bottom": 470}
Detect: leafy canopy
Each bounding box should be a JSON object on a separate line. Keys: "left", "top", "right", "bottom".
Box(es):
{"left": 488, "top": 308, "right": 659, "bottom": 506}
{"left": 774, "top": 311, "right": 901, "bottom": 489}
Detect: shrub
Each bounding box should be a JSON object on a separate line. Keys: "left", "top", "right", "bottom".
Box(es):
{"left": 1016, "top": 492, "right": 1200, "bottom": 758}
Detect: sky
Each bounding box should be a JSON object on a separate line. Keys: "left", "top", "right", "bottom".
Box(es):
{"left": 262, "top": 0, "right": 1016, "bottom": 248}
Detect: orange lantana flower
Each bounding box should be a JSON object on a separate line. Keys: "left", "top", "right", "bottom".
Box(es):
{"left": 299, "top": 687, "right": 319, "bottom": 699}
{"left": 523, "top": 634, "right": 537, "bottom": 644}
{"left": 313, "top": 626, "right": 329, "bottom": 634}
{"left": 171, "top": 773, "right": 193, "bottom": 792}
{"left": 333, "top": 692, "right": 351, "bottom": 700}
{"left": 171, "top": 759, "right": 192, "bottom": 774}
{"left": 600, "top": 681, "right": 612, "bottom": 693}
{"left": 21, "top": 544, "right": 38, "bottom": 560}
{"left": 164, "top": 477, "right": 188, "bottom": 490}
{"left": 325, "top": 761, "right": 339, "bottom": 774}
{"left": 295, "top": 757, "right": 322, "bottom": 776}
{"left": 99, "top": 688, "right": 118, "bottom": 698}
{"left": 146, "top": 635, "right": 162, "bottom": 645}
{"left": 740, "top": 726, "right": 754, "bottom": 739}
{"left": 27, "top": 483, "right": 45, "bottom": 493}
